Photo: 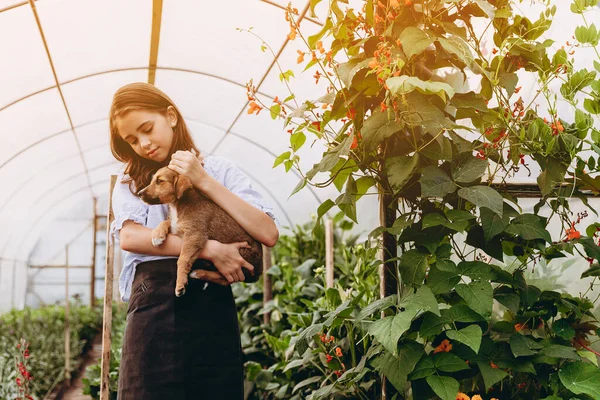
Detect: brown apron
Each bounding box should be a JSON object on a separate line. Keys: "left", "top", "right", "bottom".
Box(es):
{"left": 117, "top": 258, "right": 244, "bottom": 399}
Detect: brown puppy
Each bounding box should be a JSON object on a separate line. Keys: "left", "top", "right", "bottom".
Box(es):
{"left": 137, "top": 167, "right": 263, "bottom": 297}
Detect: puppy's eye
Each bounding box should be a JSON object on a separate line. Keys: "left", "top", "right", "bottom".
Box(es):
{"left": 156, "top": 178, "right": 162, "bottom": 184}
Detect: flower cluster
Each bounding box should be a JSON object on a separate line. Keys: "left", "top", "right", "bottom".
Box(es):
{"left": 15, "top": 338, "right": 34, "bottom": 400}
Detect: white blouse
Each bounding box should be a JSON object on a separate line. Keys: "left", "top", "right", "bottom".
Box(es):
{"left": 109, "top": 155, "right": 278, "bottom": 301}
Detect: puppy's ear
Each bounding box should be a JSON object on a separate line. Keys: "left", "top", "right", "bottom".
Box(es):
{"left": 174, "top": 174, "right": 193, "bottom": 199}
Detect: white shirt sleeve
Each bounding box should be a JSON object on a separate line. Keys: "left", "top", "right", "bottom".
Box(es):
{"left": 219, "top": 158, "right": 280, "bottom": 229}
{"left": 109, "top": 174, "right": 149, "bottom": 244}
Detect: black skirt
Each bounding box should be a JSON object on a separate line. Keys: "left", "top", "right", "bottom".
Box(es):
{"left": 117, "top": 258, "right": 244, "bottom": 400}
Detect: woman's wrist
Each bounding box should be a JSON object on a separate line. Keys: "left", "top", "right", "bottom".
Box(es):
{"left": 194, "top": 174, "right": 216, "bottom": 193}
{"left": 200, "top": 239, "right": 220, "bottom": 261}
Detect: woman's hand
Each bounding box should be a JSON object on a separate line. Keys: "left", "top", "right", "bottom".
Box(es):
{"left": 208, "top": 241, "right": 255, "bottom": 283}
{"left": 167, "top": 150, "right": 208, "bottom": 189}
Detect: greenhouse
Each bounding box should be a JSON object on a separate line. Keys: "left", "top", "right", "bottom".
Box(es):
{"left": 1, "top": 0, "right": 600, "bottom": 399}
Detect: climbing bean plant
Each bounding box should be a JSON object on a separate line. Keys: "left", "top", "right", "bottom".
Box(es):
{"left": 245, "top": 0, "right": 600, "bottom": 398}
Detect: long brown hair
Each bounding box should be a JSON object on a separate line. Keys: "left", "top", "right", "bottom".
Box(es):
{"left": 108, "top": 82, "right": 200, "bottom": 194}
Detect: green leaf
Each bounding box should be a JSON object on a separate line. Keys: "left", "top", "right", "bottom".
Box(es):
{"left": 509, "top": 334, "right": 544, "bottom": 357}
{"left": 498, "top": 72, "right": 518, "bottom": 95}
{"left": 438, "top": 36, "right": 473, "bottom": 67}
{"left": 575, "top": 24, "right": 600, "bottom": 46}
{"left": 446, "top": 304, "right": 486, "bottom": 323}
{"left": 477, "top": 361, "right": 508, "bottom": 390}
{"left": 361, "top": 111, "right": 405, "bottom": 152}
{"left": 405, "top": 285, "right": 441, "bottom": 316}
{"left": 553, "top": 319, "right": 576, "bottom": 340}
{"left": 420, "top": 312, "right": 451, "bottom": 337}
{"left": 357, "top": 295, "right": 397, "bottom": 321}
{"left": 369, "top": 310, "right": 418, "bottom": 355}
{"left": 273, "top": 151, "right": 291, "bottom": 168}
{"left": 290, "top": 131, "right": 306, "bottom": 152}
{"left": 387, "top": 155, "right": 420, "bottom": 192}
{"left": 456, "top": 281, "right": 493, "bottom": 317}
{"left": 387, "top": 75, "right": 455, "bottom": 102}
{"left": 451, "top": 152, "right": 489, "bottom": 183}
{"left": 425, "top": 375, "right": 459, "bottom": 400}
{"left": 446, "top": 325, "right": 482, "bottom": 353}
{"left": 481, "top": 207, "right": 509, "bottom": 242}
{"left": 290, "top": 177, "right": 307, "bottom": 197}
{"left": 539, "top": 345, "right": 580, "bottom": 360}
{"left": 504, "top": 214, "right": 552, "bottom": 243}
{"left": 270, "top": 104, "right": 282, "bottom": 119}
{"left": 399, "top": 249, "right": 428, "bottom": 285}
{"left": 433, "top": 352, "right": 470, "bottom": 372}
{"left": 373, "top": 342, "right": 424, "bottom": 392}
{"left": 494, "top": 291, "right": 521, "bottom": 313}
{"left": 458, "top": 186, "right": 504, "bottom": 217}
{"left": 420, "top": 166, "right": 457, "bottom": 197}
{"left": 559, "top": 361, "right": 600, "bottom": 398}
{"left": 409, "top": 356, "right": 436, "bottom": 379}
{"left": 398, "top": 27, "right": 435, "bottom": 59}
{"left": 427, "top": 265, "right": 461, "bottom": 295}
{"left": 457, "top": 261, "right": 494, "bottom": 281}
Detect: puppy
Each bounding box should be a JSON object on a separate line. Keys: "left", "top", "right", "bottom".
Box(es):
{"left": 137, "top": 167, "right": 263, "bottom": 296}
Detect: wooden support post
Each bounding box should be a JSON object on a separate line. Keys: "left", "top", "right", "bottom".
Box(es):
{"left": 91, "top": 198, "right": 97, "bottom": 308}
{"left": 100, "top": 175, "right": 117, "bottom": 400}
{"left": 64, "top": 244, "right": 71, "bottom": 385}
{"left": 325, "top": 219, "right": 334, "bottom": 289}
{"left": 262, "top": 245, "right": 273, "bottom": 325}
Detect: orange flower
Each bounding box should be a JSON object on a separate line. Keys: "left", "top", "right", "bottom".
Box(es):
{"left": 297, "top": 50, "right": 305, "bottom": 64}
{"left": 490, "top": 361, "right": 499, "bottom": 369}
{"left": 273, "top": 96, "right": 281, "bottom": 105}
{"left": 514, "top": 323, "right": 525, "bottom": 332}
{"left": 316, "top": 41, "right": 325, "bottom": 54}
{"left": 325, "top": 51, "right": 333, "bottom": 62}
{"left": 380, "top": 102, "right": 388, "bottom": 112}
{"left": 566, "top": 223, "right": 581, "bottom": 240}
{"left": 288, "top": 28, "right": 297, "bottom": 40}
{"left": 350, "top": 135, "right": 358, "bottom": 150}
{"left": 335, "top": 347, "right": 343, "bottom": 357}
{"left": 434, "top": 339, "right": 453, "bottom": 354}
{"left": 514, "top": 86, "right": 522, "bottom": 93}
{"left": 492, "top": 48, "right": 498, "bottom": 54}
{"left": 346, "top": 108, "right": 356, "bottom": 119}
{"left": 472, "top": 395, "right": 483, "bottom": 400}
{"left": 368, "top": 58, "right": 379, "bottom": 69}
{"left": 456, "top": 393, "right": 470, "bottom": 400}
{"left": 314, "top": 70, "right": 322, "bottom": 84}
{"left": 247, "top": 101, "right": 262, "bottom": 115}
{"left": 321, "top": 103, "right": 329, "bottom": 109}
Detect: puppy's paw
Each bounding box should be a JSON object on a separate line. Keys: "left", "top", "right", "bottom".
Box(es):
{"left": 175, "top": 277, "right": 188, "bottom": 297}
{"left": 151, "top": 230, "right": 167, "bottom": 247}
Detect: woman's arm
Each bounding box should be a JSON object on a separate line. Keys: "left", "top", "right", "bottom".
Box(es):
{"left": 119, "top": 221, "right": 255, "bottom": 282}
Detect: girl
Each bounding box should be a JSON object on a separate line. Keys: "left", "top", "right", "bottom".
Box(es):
{"left": 108, "top": 82, "right": 278, "bottom": 399}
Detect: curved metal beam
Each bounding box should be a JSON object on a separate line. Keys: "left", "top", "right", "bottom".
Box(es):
{"left": 29, "top": 0, "right": 95, "bottom": 199}
{"left": 0, "top": 66, "right": 277, "bottom": 114}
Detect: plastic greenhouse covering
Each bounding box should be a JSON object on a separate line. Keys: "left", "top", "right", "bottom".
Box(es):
{"left": 0, "top": 0, "right": 598, "bottom": 313}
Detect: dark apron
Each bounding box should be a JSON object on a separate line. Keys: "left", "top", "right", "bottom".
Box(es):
{"left": 117, "top": 258, "right": 244, "bottom": 400}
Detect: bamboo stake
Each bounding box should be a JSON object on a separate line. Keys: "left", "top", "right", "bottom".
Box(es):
{"left": 325, "top": 219, "right": 334, "bottom": 289}
{"left": 100, "top": 175, "right": 117, "bottom": 400}
{"left": 64, "top": 244, "right": 71, "bottom": 385}
{"left": 262, "top": 245, "right": 273, "bottom": 325}
{"left": 91, "top": 198, "right": 97, "bottom": 307}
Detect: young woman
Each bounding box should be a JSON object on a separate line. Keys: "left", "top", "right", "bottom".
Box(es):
{"left": 108, "top": 82, "right": 278, "bottom": 399}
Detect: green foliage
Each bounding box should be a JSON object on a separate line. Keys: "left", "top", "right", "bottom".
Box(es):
{"left": 246, "top": 0, "right": 600, "bottom": 398}
{"left": 0, "top": 298, "right": 104, "bottom": 399}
